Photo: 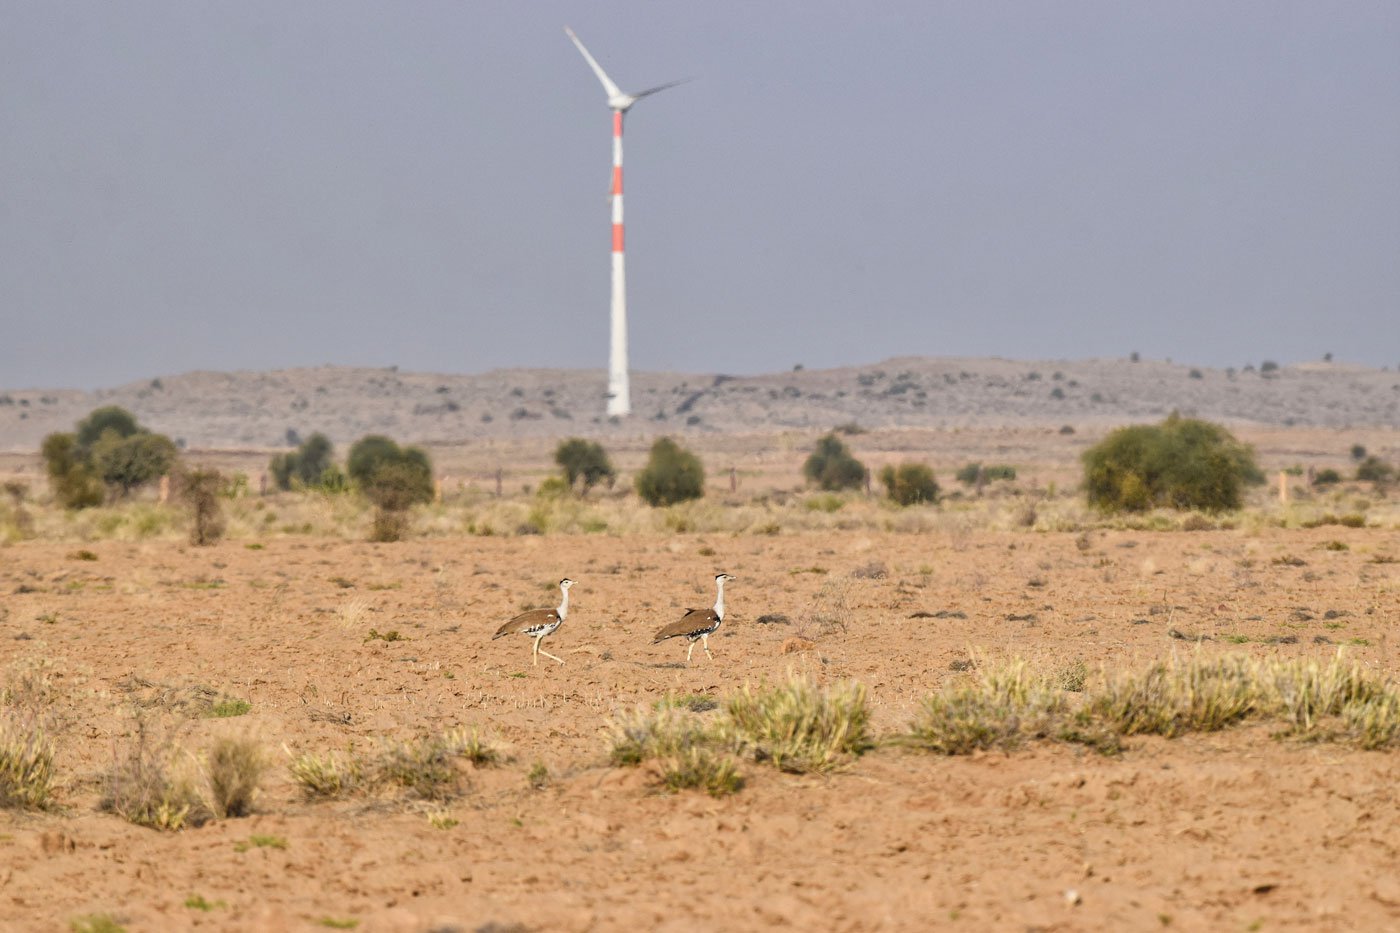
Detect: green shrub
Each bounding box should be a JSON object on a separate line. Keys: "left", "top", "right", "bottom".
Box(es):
{"left": 42, "top": 433, "right": 103, "bottom": 509}
{"left": 346, "top": 435, "right": 408, "bottom": 486}
{"left": 554, "top": 438, "right": 616, "bottom": 493}
{"left": 1313, "top": 469, "right": 1342, "bottom": 487}
{"left": 1350, "top": 444, "right": 1368, "bottom": 462}
{"left": 955, "top": 463, "right": 1016, "bottom": 485}
{"left": 802, "top": 433, "right": 867, "bottom": 491}
{"left": 1082, "top": 414, "right": 1262, "bottom": 513}
{"left": 270, "top": 433, "right": 336, "bottom": 491}
{"left": 635, "top": 437, "right": 705, "bottom": 507}
{"left": 1356, "top": 456, "right": 1394, "bottom": 484}
{"left": 880, "top": 462, "right": 940, "bottom": 506}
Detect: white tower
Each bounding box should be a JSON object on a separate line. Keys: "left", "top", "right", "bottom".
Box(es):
{"left": 565, "top": 27, "right": 684, "bottom": 418}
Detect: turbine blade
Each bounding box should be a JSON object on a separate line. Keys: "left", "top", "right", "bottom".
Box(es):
{"left": 564, "top": 26, "right": 624, "bottom": 102}
{"left": 631, "top": 78, "right": 691, "bottom": 101}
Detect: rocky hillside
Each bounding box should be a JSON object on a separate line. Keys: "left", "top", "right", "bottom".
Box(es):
{"left": 2, "top": 357, "right": 1396, "bottom": 451}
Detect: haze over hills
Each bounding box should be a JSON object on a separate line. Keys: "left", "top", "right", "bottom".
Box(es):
{"left": 1, "top": 357, "right": 1396, "bottom": 453}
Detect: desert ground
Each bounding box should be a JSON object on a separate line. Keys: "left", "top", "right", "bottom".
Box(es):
{"left": 2, "top": 374, "right": 1400, "bottom": 932}
{"left": 2, "top": 511, "right": 1398, "bottom": 931}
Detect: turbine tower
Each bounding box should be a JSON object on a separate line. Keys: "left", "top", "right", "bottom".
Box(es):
{"left": 565, "top": 26, "right": 685, "bottom": 418}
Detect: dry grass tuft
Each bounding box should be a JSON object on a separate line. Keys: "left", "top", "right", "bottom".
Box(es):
{"left": 907, "top": 660, "right": 1066, "bottom": 755}
{"left": 907, "top": 651, "right": 1400, "bottom": 756}
{"left": 1089, "top": 655, "right": 1258, "bottom": 737}
{"left": 0, "top": 712, "right": 56, "bottom": 809}
{"left": 606, "top": 707, "right": 742, "bottom": 797}
{"left": 291, "top": 728, "right": 498, "bottom": 803}
{"left": 205, "top": 736, "right": 266, "bottom": 818}
{"left": 723, "top": 675, "right": 872, "bottom": 773}
{"left": 101, "top": 723, "right": 206, "bottom": 831}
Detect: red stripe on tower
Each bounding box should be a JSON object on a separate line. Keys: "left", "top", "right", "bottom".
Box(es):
{"left": 612, "top": 223, "right": 624, "bottom": 253}
{"left": 611, "top": 166, "right": 623, "bottom": 196}
{"left": 613, "top": 111, "right": 623, "bottom": 139}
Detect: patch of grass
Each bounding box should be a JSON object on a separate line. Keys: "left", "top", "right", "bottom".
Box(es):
{"left": 234, "top": 834, "right": 287, "bottom": 852}
{"left": 69, "top": 549, "right": 99, "bottom": 561}
{"left": 375, "top": 728, "right": 498, "bottom": 800}
{"left": 364, "top": 629, "right": 406, "bottom": 643}
{"left": 0, "top": 713, "right": 56, "bottom": 810}
{"left": 289, "top": 750, "right": 365, "bottom": 799}
{"left": 905, "top": 661, "right": 1065, "bottom": 755}
{"left": 607, "top": 707, "right": 743, "bottom": 797}
{"left": 659, "top": 744, "right": 744, "bottom": 796}
{"left": 527, "top": 761, "right": 549, "bottom": 789}
{"left": 184, "top": 895, "right": 226, "bottom": 912}
{"left": 206, "top": 697, "right": 251, "bottom": 718}
{"left": 319, "top": 918, "right": 359, "bottom": 929}
{"left": 425, "top": 808, "right": 458, "bottom": 830}
{"left": 1089, "top": 656, "right": 1258, "bottom": 737}
{"left": 904, "top": 653, "right": 1400, "bottom": 755}
{"left": 655, "top": 693, "right": 719, "bottom": 713}
{"left": 70, "top": 915, "right": 126, "bottom": 933}
{"left": 723, "top": 675, "right": 873, "bottom": 773}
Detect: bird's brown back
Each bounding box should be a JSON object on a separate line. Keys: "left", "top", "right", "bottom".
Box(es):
{"left": 494, "top": 608, "right": 560, "bottom": 639}
{"left": 652, "top": 608, "right": 718, "bottom": 642}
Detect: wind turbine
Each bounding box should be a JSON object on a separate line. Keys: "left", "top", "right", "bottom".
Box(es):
{"left": 565, "top": 26, "right": 686, "bottom": 418}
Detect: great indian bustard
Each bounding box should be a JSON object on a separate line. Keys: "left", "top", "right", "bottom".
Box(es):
{"left": 493, "top": 578, "right": 574, "bottom": 666}
{"left": 653, "top": 573, "right": 734, "bottom": 662}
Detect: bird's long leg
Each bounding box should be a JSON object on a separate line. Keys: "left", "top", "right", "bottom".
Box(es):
{"left": 532, "top": 635, "right": 542, "bottom": 667}
{"left": 702, "top": 634, "right": 714, "bottom": 661}
{"left": 686, "top": 640, "right": 696, "bottom": 663}
{"left": 539, "top": 645, "right": 565, "bottom": 666}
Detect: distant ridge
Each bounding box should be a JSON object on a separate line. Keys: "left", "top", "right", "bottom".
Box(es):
{"left": 1, "top": 357, "right": 1396, "bottom": 451}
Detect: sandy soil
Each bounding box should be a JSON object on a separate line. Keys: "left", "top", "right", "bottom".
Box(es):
{"left": 2, "top": 525, "right": 1398, "bottom": 931}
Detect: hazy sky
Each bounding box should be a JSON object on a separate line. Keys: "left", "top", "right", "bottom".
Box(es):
{"left": 3, "top": 1, "right": 1397, "bottom": 390}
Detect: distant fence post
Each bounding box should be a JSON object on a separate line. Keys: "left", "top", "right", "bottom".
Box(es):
{"left": 495, "top": 467, "right": 503, "bottom": 498}
{"left": 259, "top": 472, "right": 268, "bottom": 496}
{"left": 729, "top": 466, "right": 737, "bottom": 493}
{"left": 158, "top": 474, "right": 170, "bottom": 504}
{"left": 1278, "top": 471, "right": 1288, "bottom": 504}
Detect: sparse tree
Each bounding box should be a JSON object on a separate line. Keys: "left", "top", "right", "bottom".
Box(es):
{"left": 74, "top": 406, "right": 140, "bottom": 457}
{"left": 91, "top": 430, "right": 178, "bottom": 497}
{"left": 636, "top": 437, "right": 705, "bottom": 507}
{"left": 803, "top": 433, "right": 868, "bottom": 492}
{"left": 350, "top": 436, "right": 434, "bottom": 541}
{"left": 178, "top": 467, "right": 226, "bottom": 546}
{"left": 269, "top": 433, "right": 336, "bottom": 490}
{"left": 554, "top": 438, "right": 615, "bottom": 494}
